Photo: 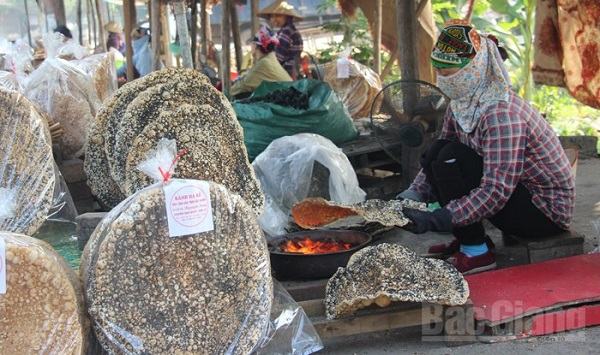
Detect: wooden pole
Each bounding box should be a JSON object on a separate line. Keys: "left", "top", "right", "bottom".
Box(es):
{"left": 151, "top": 0, "right": 161, "bottom": 70}
{"left": 374, "top": 0, "right": 382, "bottom": 74}
{"left": 23, "top": 0, "right": 33, "bottom": 47}
{"left": 76, "top": 0, "right": 83, "bottom": 45}
{"left": 95, "top": 0, "right": 107, "bottom": 51}
{"left": 106, "top": 2, "right": 112, "bottom": 21}
{"left": 464, "top": 0, "right": 476, "bottom": 22}
{"left": 250, "top": 0, "right": 259, "bottom": 34}
{"left": 123, "top": 0, "right": 136, "bottom": 80}
{"left": 160, "top": 3, "right": 173, "bottom": 66}
{"left": 396, "top": 0, "right": 419, "bottom": 81}
{"left": 89, "top": 0, "right": 97, "bottom": 48}
{"left": 221, "top": 0, "right": 232, "bottom": 96}
{"left": 190, "top": 0, "right": 199, "bottom": 68}
{"left": 173, "top": 0, "right": 193, "bottom": 68}
{"left": 86, "top": 0, "right": 92, "bottom": 46}
{"left": 230, "top": 2, "right": 242, "bottom": 73}
{"left": 381, "top": 48, "right": 399, "bottom": 81}
{"left": 200, "top": 0, "right": 209, "bottom": 65}
{"left": 52, "top": 0, "right": 67, "bottom": 26}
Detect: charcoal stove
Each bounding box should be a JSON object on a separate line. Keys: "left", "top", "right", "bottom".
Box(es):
{"left": 269, "top": 230, "right": 371, "bottom": 280}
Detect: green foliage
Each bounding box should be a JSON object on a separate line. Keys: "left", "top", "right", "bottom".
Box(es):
{"left": 315, "top": 1, "right": 401, "bottom": 81}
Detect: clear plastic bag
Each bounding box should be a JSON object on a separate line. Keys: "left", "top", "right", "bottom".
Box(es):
{"left": 255, "top": 280, "right": 323, "bottom": 355}
{"left": 0, "top": 38, "right": 33, "bottom": 92}
{"left": 81, "top": 138, "right": 321, "bottom": 354}
{"left": 0, "top": 88, "right": 77, "bottom": 236}
{"left": 0, "top": 231, "right": 88, "bottom": 353}
{"left": 72, "top": 51, "right": 118, "bottom": 102}
{"left": 24, "top": 32, "right": 100, "bottom": 159}
{"left": 253, "top": 133, "right": 366, "bottom": 236}
{"left": 321, "top": 49, "right": 383, "bottom": 119}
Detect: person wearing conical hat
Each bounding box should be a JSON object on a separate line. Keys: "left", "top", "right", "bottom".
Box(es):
{"left": 105, "top": 21, "right": 126, "bottom": 55}
{"left": 231, "top": 25, "right": 292, "bottom": 98}
{"left": 259, "top": 1, "right": 303, "bottom": 79}
{"left": 398, "top": 20, "right": 575, "bottom": 275}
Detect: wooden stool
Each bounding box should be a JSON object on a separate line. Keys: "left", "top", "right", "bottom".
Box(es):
{"left": 502, "top": 230, "right": 584, "bottom": 264}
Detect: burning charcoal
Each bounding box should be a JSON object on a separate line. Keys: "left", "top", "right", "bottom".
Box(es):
{"left": 80, "top": 183, "right": 272, "bottom": 354}
{"left": 325, "top": 243, "right": 469, "bottom": 319}
{"left": 123, "top": 104, "right": 264, "bottom": 214}
{"left": 0, "top": 88, "right": 55, "bottom": 235}
{"left": 0, "top": 233, "right": 88, "bottom": 353}
{"left": 280, "top": 236, "right": 354, "bottom": 254}
{"left": 291, "top": 197, "right": 427, "bottom": 229}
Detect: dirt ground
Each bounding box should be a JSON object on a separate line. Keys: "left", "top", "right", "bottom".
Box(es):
{"left": 319, "top": 157, "right": 600, "bottom": 354}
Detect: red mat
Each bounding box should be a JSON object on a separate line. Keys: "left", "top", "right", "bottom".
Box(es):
{"left": 466, "top": 254, "right": 600, "bottom": 325}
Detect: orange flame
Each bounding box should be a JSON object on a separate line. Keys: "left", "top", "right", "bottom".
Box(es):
{"left": 280, "top": 237, "right": 354, "bottom": 255}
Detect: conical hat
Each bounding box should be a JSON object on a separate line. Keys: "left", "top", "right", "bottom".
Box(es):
{"left": 104, "top": 21, "right": 122, "bottom": 33}
{"left": 258, "top": 1, "right": 303, "bottom": 20}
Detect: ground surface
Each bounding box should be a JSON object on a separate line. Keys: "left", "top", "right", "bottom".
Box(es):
{"left": 319, "top": 157, "right": 600, "bottom": 354}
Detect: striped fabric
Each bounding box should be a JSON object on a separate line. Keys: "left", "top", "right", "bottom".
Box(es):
{"left": 276, "top": 21, "right": 303, "bottom": 77}
{"left": 410, "top": 92, "right": 575, "bottom": 229}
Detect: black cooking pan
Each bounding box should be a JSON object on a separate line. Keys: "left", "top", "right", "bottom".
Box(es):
{"left": 269, "top": 230, "right": 372, "bottom": 280}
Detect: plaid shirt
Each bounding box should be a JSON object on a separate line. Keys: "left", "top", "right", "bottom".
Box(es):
{"left": 410, "top": 92, "right": 575, "bottom": 229}
{"left": 276, "top": 21, "right": 303, "bottom": 77}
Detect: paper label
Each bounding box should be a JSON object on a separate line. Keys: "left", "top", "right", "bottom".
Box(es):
{"left": 164, "top": 180, "right": 214, "bottom": 238}
{"left": 337, "top": 57, "right": 350, "bottom": 79}
{"left": 0, "top": 238, "right": 6, "bottom": 294}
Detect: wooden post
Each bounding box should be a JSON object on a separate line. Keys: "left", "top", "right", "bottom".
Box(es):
{"left": 380, "top": 47, "right": 399, "bottom": 81}
{"left": 160, "top": 3, "right": 173, "bottom": 67}
{"left": 250, "top": 0, "right": 259, "bottom": 34}
{"left": 51, "top": 0, "right": 67, "bottom": 26}
{"left": 173, "top": 0, "right": 193, "bottom": 68}
{"left": 89, "top": 0, "right": 97, "bottom": 48}
{"left": 86, "top": 0, "right": 92, "bottom": 46}
{"left": 374, "top": 0, "right": 382, "bottom": 74}
{"left": 106, "top": 2, "right": 112, "bottom": 21}
{"left": 221, "top": 0, "right": 232, "bottom": 96}
{"left": 76, "top": 0, "right": 83, "bottom": 45}
{"left": 151, "top": 0, "right": 161, "bottom": 70}
{"left": 190, "top": 0, "right": 199, "bottom": 68}
{"left": 200, "top": 0, "right": 209, "bottom": 64}
{"left": 396, "top": 0, "right": 420, "bottom": 188}
{"left": 396, "top": 0, "right": 419, "bottom": 81}
{"left": 95, "top": 0, "right": 107, "bottom": 51}
{"left": 123, "top": 0, "right": 136, "bottom": 81}
{"left": 230, "top": 2, "right": 242, "bottom": 73}
{"left": 24, "top": 0, "right": 33, "bottom": 47}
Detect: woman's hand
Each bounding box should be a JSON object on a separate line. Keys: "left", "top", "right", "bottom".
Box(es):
{"left": 395, "top": 189, "right": 423, "bottom": 202}
{"left": 403, "top": 208, "right": 452, "bottom": 234}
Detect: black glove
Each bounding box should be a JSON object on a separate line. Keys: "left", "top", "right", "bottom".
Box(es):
{"left": 403, "top": 208, "right": 452, "bottom": 234}
{"left": 395, "top": 188, "right": 423, "bottom": 202}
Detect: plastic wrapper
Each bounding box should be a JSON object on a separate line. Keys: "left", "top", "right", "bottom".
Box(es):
{"left": 81, "top": 139, "right": 319, "bottom": 353}
{"left": 321, "top": 49, "right": 382, "bottom": 119}
{"left": 82, "top": 139, "right": 321, "bottom": 353}
{"left": 0, "top": 232, "right": 89, "bottom": 354}
{"left": 0, "top": 87, "right": 77, "bottom": 236}
{"left": 0, "top": 39, "right": 33, "bottom": 92}
{"left": 253, "top": 133, "right": 366, "bottom": 236}
{"left": 255, "top": 280, "right": 323, "bottom": 355}
{"left": 72, "top": 51, "right": 118, "bottom": 102}
{"left": 24, "top": 32, "right": 100, "bottom": 159}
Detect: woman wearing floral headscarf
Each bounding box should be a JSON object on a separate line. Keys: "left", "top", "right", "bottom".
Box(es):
{"left": 399, "top": 20, "right": 575, "bottom": 274}
{"left": 230, "top": 25, "right": 292, "bottom": 99}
